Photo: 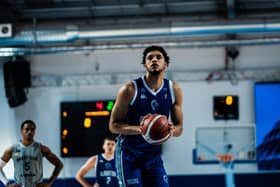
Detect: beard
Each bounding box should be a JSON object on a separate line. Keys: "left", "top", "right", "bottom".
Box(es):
{"left": 149, "top": 69, "right": 161, "bottom": 75}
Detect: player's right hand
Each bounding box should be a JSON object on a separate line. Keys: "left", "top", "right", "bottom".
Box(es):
{"left": 168, "top": 121, "right": 175, "bottom": 137}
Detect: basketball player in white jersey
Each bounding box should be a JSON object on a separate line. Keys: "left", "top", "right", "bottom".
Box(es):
{"left": 0, "top": 120, "right": 63, "bottom": 187}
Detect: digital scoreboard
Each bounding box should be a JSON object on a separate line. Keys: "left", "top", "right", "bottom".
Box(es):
{"left": 60, "top": 100, "right": 116, "bottom": 157}
{"left": 213, "top": 95, "right": 239, "bottom": 120}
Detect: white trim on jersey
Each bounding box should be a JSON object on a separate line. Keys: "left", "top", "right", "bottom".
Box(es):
{"left": 169, "top": 80, "right": 175, "bottom": 104}
{"left": 95, "top": 155, "right": 99, "bottom": 173}
{"left": 141, "top": 75, "right": 164, "bottom": 95}
{"left": 130, "top": 80, "right": 138, "bottom": 106}
{"left": 115, "top": 138, "right": 126, "bottom": 187}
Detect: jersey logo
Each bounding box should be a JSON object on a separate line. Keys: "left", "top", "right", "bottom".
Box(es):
{"left": 105, "top": 163, "right": 112, "bottom": 169}
{"left": 127, "top": 178, "right": 140, "bottom": 185}
{"left": 14, "top": 152, "right": 20, "bottom": 157}
{"left": 163, "top": 175, "right": 169, "bottom": 183}
{"left": 140, "top": 88, "right": 147, "bottom": 99}
{"left": 140, "top": 94, "right": 147, "bottom": 99}
{"left": 151, "top": 99, "right": 159, "bottom": 112}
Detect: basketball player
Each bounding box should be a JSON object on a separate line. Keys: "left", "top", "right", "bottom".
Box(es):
{"left": 0, "top": 120, "right": 63, "bottom": 187}
{"left": 75, "top": 137, "right": 119, "bottom": 187}
{"left": 109, "top": 45, "right": 183, "bottom": 187}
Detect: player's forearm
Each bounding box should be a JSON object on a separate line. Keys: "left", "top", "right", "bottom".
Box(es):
{"left": 75, "top": 175, "right": 92, "bottom": 187}
{"left": 47, "top": 162, "right": 63, "bottom": 185}
{"left": 110, "top": 123, "right": 141, "bottom": 135}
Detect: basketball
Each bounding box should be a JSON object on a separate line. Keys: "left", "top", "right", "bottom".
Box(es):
{"left": 140, "top": 113, "right": 171, "bottom": 145}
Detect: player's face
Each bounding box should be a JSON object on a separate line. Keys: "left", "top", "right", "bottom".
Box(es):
{"left": 21, "top": 123, "right": 36, "bottom": 142}
{"left": 103, "top": 139, "right": 116, "bottom": 154}
{"left": 144, "top": 50, "right": 168, "bottom": 75}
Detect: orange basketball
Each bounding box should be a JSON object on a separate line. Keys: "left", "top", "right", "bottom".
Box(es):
{"left": 141, "top": 113, "right": 171, "bottom": 145}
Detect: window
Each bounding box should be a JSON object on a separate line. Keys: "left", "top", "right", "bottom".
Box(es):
{"left": 255, "top": 82, "right": 280, "bottom": 170}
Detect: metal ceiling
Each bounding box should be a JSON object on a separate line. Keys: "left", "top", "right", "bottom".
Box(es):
{"left": 8, "top": 0, "right": 280, "bottom": 21}
{"left": 1, "top": 0, "right": 280, "bottom": 55}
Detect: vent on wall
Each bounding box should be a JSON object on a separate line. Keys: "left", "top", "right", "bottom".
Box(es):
{"left": 0, "top": 23, "right": 12, "bottom": 38}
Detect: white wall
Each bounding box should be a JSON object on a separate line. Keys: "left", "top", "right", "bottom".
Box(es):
{"left": 29, "top": 45, "right": 280, "bottom": 75}
{"left": 0, "top": 64, "right": 18, "bottom": 178}
{"left": 1, "top": 44, "right": 280, "bottom": 179}
{"left": 163, "top": 80, "right": 257, "bottom": 175}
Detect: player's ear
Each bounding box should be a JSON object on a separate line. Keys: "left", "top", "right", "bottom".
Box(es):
{"left": 143, "top": 62, "right": 148, "bottom": 69}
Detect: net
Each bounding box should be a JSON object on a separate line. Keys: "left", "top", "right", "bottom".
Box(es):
{"left": 217, "top": 154, "right": 234, "bottom": 163}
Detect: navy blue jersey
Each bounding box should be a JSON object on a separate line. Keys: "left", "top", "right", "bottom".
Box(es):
{"left": 95, "top": 154, "right": 119, "bottom": 187}
{"left": 119, "top": 76, "right": 175, "bottom": 157}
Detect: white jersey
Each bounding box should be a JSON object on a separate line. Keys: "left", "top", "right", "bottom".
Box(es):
{"left": 12, "top": 142, "right": 43, "bottom": 187}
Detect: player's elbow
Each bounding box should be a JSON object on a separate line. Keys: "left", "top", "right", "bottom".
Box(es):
{"left": 109, "top": 122, "right": 118, "bottom": 134}
{"left": 75, "top": 173, "right": 80, "bottom": 181}
{"left": 58, "top": 161, "right": 63, "bottom": 171}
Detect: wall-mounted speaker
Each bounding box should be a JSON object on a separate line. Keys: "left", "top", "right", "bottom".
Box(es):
{"left": 3, "top": 57, "right": 31, "bottom": 107}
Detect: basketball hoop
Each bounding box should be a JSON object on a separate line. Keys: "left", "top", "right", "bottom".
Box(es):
{"left": 217, "top": 154, "right": 234, "bottom": 163}
{"left": 216, "top": 154, "right": 235, "bottom": 187}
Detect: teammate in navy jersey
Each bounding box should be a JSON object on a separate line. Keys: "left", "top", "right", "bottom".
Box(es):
{"left": 0, "top": 120, "right": 63, "bottom": 187}
{"left": 109, "top": 45, "right": 183, "bottom": 187}
{"left": 76, "top": 137, "right": 119, "bottom": 187}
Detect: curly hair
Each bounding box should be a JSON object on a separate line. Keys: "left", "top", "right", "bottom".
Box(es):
{"left": 142, "top": 45, "right": 170, "bottom": 65}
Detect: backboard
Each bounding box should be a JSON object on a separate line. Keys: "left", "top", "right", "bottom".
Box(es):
{"left": 194, "top": 126, "right": 256, "bottom": 164}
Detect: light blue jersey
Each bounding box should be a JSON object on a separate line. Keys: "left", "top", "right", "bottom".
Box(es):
{"left": 12, "top": 142, "right": 43, "bottom": 187}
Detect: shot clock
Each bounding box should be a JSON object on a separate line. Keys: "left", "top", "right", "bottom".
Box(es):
{"left": 60, "top": 100, "right": 116, "bottom": 157}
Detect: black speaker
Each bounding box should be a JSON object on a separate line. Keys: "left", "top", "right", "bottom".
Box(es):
{"left": 5, "top": 87, "right": 28, "bottom": 107}
{"left": 3, "top": 58, "right": 31, "bottom": 107}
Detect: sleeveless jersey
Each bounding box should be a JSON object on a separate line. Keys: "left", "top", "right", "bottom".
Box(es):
{"left": 119, "top": 76, "right": 175, "bottom": 157}
{"left": 11, "top": 142, "right": 43, "bottom": 187}
{"left": 95, "top": 154, "right": 118, "bottom": 187}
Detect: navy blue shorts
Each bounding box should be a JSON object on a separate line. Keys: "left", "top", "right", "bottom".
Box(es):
{"left": 115, "top": 146, "right": 169, "bottom": 187}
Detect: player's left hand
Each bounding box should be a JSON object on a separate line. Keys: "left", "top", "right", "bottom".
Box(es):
{"left": 168, "top": 122, "right": 175, "bottom": 137}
